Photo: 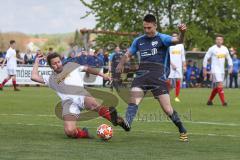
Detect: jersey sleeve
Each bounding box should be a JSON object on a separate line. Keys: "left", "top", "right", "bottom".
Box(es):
{"left": 5, "top": 50, "right": 11, "bottom": 59}
{"left": 128, "top": 38, "right": 139, "bottom": 55}
{"left": 159, "top": 33, "right": 173, "bottom": 47}
{"left": 203, "top": 47, "right": 213, "bottom": 68}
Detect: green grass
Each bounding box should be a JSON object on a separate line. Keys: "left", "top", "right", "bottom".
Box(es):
{"left": 0, "top": 87, "right": 240, "bottom": 160}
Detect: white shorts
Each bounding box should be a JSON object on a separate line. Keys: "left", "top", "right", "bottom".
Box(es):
{"left": 7, "top": 68, "right": 16, "bottom": 75}
{"left": 212, "top": 73, "right": 224, "bottom": 83}
{"left": 61, "top": 96, "right": 85, "bottom": 118}
{"left": 168, "top": 68, "right": 183, "bottom": 79}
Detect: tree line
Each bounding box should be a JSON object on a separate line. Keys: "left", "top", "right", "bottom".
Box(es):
{"left": 80, "top": 0, "right": 240, "bottom": 51}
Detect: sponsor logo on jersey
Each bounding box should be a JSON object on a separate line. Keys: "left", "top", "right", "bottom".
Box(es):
{"left": 171, "top": 49, "right": 181, "bottom": 55}
{"left": 152, "top": 41, "right": 158, "bottom": 47}
{"left": 56, "top": 73, "right": 70, "bottom": 84}
{"left": 216, "top": 53, "right": 226, "bottom": 59}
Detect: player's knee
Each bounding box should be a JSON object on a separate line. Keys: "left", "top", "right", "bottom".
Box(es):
{"left": 86, "top": 102, "right": 99, "bottom": 111}
{"left": 164, "top": 107, "right": 173, "bottom": 115}
{"left": 64, "top": 126, "right": 76, "bottom": 137}
{"left": 217, "top": 83, "right": 223, "bottom": 88}
{"left": 131, "top": 87, "right": 144, "bottom": 96}
{"left": 84, "top": 96, "right": 99, "bottom": 111}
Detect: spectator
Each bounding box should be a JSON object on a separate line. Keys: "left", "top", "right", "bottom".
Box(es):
{"left": 193, "top": 61, "right": 201, "bottom": 86}
{"left": 108, "top": 46, "right": 123, "bottom": 92}
{"left": 0, "top": 52, "right": 5, "bottom": 64}
{"left": 24, "top": 49, "right": 34, "bottom": 64}
{"left": 76, "top": 50, "right": 82, "bottom": 57}
{"left": 75, "top": 51, "right": 88, "bottom": 65}
{"left": 103, "top": 51, "right": 109, "bottom": 67}
{"left": 72, "top": 45, "right": 80, "bottom": 55}
{"left": 185, "top": 60, "right": 193, "bottom": 87}
{"left": 229, "top": 54, "right": 239, "bottom": 88}
{"left": 60, "top": 52, "right": 67, "bottom": 62}
{"left": 97, "top": 48, "right": 104, "bottom": 62}
{"left": 229, "top": 47, "right": 237, "bottom": 56}
{"left": 16, "top": 50, "right": 24, "bottom": 64}
{"left": 62, "top": 51, "right": 76, "bottom": 65}
{"left": 47, "top": 47, "right": 54, "bottom": 55}
{"left": 88, "top": 50, "right": 104, "bottom": 67}
{"left": 36, "top": 50, "right": 47, "bottom": 66}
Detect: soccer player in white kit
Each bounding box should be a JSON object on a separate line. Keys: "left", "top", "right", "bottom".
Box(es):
{"left": 203, "top": 35, "right": 233, "bottom": 106}
{"left": 0, "top": 40, "right": 23, "bottom": 91}
{"left": 167, "top": 32, "right": 186, "bottom": 102}
{"left": 31, "top": 53, "right": 128, "bottom": 139}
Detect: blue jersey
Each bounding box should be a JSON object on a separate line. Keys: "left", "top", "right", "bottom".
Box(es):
{"left": 76, "top": 55, "right": 88, "bottom": 65}
{"left": 206, "top": 63, "right": 211, "bottom": 72}
{"left": 109, "top": 52, "right": 116, "bottom": 62}
{"left": 232, "top": 58, "right": 240, "bottom": 73}
{"left": 129, "top": 32, "right": 172, "bottom": 77}
{"left": 87, "top": 56, "right": 104, "bottom": 67}
{"left": 128, "top": 32, "right": 172, "bottom": 71}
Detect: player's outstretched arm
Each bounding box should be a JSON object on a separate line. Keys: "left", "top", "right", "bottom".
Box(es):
{"left": 83, "top": 66, "right": 111, "bottom": 81}
{"left": 172, "top": 24, "right": 187, "bottom": 44}
{"left": 31, "top": 57, "right": 45, "bottom": 84}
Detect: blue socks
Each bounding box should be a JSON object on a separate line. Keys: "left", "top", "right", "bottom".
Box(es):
{"left": 169, "top": 110, "right": 187, "bottom": 133}
{"left": 125, "top": 103, "right": 138, "bottom": 126}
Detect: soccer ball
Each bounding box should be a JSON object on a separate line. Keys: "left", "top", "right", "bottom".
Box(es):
{"left": 97, "top": 124, "right": 113, "bottom": 140}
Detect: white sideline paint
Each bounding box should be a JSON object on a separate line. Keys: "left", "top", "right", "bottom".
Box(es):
{"left": 0, "top": 113, "right": 239, "bottom": 127}
{"left": 1, "top": 122, "right": 239, "bottom": 138}
{"left": 0, "top": 113, "right": 55, "bottom": 117}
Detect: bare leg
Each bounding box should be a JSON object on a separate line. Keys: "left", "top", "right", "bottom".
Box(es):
{"left": 63, "top": 115, "right": 90, "bottom": 138}
{"left": 157, "top": 94, "right": 187, "bottom": 134}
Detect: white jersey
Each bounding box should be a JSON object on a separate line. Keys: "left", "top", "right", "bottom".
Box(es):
{"left": 5, "top": 47, "right": 17, "bottom": 69}
{"left": 168, "top": 44, "right": 185, "bottom": 79}
{"left": 203, "top": 45, "right": 232, "bottom": 74}
{"left": 43, "top": 65, "right": 86, "bottom": 104}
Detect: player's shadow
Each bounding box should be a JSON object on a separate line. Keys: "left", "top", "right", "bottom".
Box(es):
{"left": 55, "top": 87, "right": 119, "bottom": 121}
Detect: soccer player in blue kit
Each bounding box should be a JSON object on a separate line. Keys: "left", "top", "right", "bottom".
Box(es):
{"left": 116, "top": 14, "right": 188, "bottom": 141}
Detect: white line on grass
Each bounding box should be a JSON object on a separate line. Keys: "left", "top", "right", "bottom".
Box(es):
{"left": 2, "top": 122, "right": 239, "bottom": 138}
{"left": 0, "top": 113, "right": 55, "bottom": 117}
{"left": 0, "top": 113, "right": 240, "bottom": 126}
{"left": 135, "top": 120, "right": 240, "bottom": 126}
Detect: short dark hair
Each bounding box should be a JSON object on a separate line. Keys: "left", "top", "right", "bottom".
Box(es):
{"left": 47, "top": 52, "right": 61, "bottom": 66}
{"left": 10, "top": 40, "right": 15, "bottom": 45}
{"left": 143, "top": 14, "right": 156, "bottom": 23}
{"left": 215, "top": 34, "right": 224, "bottom": 39}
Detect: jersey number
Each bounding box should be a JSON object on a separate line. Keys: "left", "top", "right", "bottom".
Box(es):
{"left": 151, "top": 48, "right": 158, "bottom": 56}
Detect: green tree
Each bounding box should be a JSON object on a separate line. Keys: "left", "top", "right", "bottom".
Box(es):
{"left": 80, "top": 0, "right": 240, "bottom": 51}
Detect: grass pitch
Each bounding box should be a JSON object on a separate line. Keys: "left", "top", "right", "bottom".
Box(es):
{"left": 0, "top": 87, "right": 239, "bottom": 160}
